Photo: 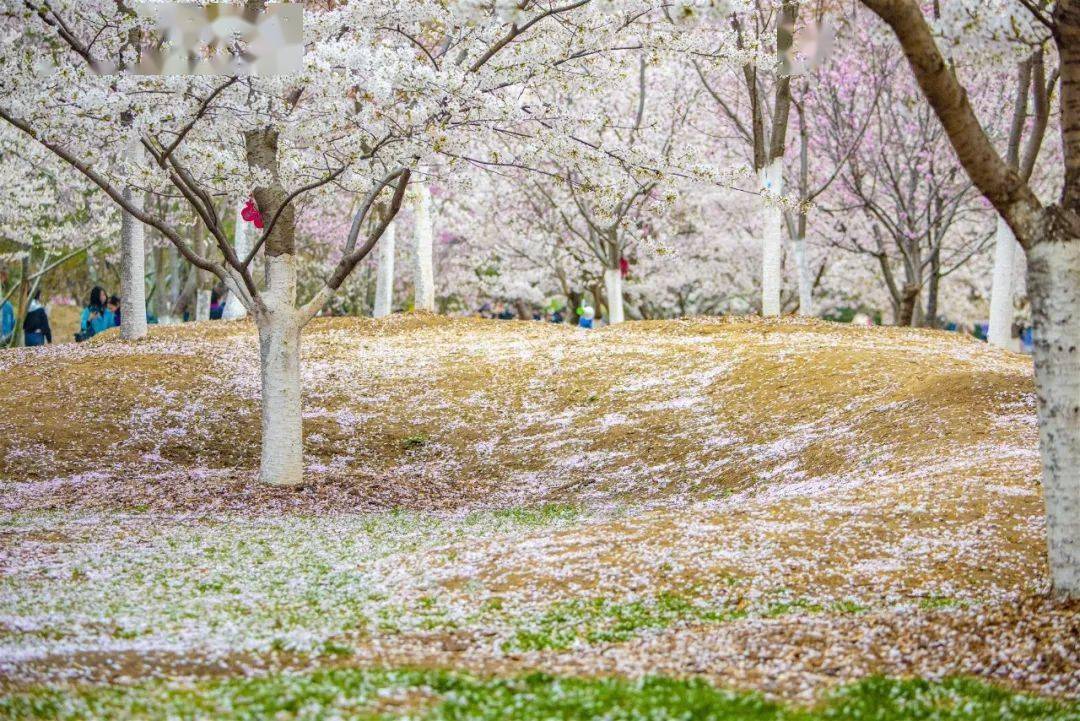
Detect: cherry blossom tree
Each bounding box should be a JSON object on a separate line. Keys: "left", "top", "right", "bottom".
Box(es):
{"left": 1, "top": 0, "right": 699, "bottom": 486}
{"left": 695, "top": 0, "right": 800, "bottom": 317}
{"left": 820, "top": 54, "right": 990, "bottom": 327}
{"left": 976, "top": 47, "right": 1057, "bottom": 346}
{"left": 0, "top": 127, "right": 115, "bottom": 345}
{"left": 781, "top": 5, "right": 886, "bottom": 317}
{"left": 856, "top": 0, "right": 1080, "bottom": 596}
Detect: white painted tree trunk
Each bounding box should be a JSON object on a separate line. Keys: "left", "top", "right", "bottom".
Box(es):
{"left": 794, "top": 235, "right": 814, "bottom": 316}
{"left": 256, "top": 254, "right": 304, "bottom": 487}
{"left": 223, "top": 202, "right": 250, "bottom": 320}
{"left": 1027, "top": 240, "right": 1080, "bottom": 597}
{"left": 119, "top": 186, "right": 148, "bottom": 341}
{"left": 374, "top": 223, "right": 396, "bottom": 318}
{"left": 413, "top": 183, "right": 435, "bottom": 312}
{"left": 759, "top": 158, "right": 784, "bottom": 317}
{"left": 195, "top": 289, "right": 211, "bottom": 322}
{"left": 988, "top": 216, "right": 1019, "bottom": 348}
{"left": 604, "top": 267, "right": 625, "bottom": 325}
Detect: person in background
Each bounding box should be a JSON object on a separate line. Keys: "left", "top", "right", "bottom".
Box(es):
{"left": 108, "top": 295, "right": 122, "bottom": 327}
{"left": 578, "top": 305, "right": 595, "bottom": 329}
{"left": 0, "top": 268, "right": 13, "bottom": 345}
{"left": 1021, "top": 326, "right": 1035, "bottom": 354}
{"left": 78, "top": 286, "right": 113, "bottom": 341}
{"left": 0, "top": 296, "right": 13, "bottom": 346}
{"left": 23, "top": 290, "right": 51, "bottom": 346}
{"left": 209, "top": 288, "right": 224, "bottom": 320}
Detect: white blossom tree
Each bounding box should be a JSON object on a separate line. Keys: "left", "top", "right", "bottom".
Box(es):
{"left": 857, "top": 0, "right": 1080, "bottom": 597}
{"left": 695, "top": 0, "right": 798, "bottom": 317}
{"left": 0, "top": 0, "right": 694, "bottom": 485}
{"left": 0, "top": 127, "right": 115, "bottom": 345}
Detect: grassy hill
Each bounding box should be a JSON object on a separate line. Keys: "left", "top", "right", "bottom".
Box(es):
{"left": 0, "top": 316, "right": 1076, "bottom": 718}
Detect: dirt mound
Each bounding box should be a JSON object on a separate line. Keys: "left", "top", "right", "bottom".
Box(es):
{"left": 0, "top": 315, "right": 1036, "bottom": 516}
{"left": 2, "top": 317, "right": 1070, "bottom": 702}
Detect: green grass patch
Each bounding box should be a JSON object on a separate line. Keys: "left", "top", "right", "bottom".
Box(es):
{"left": 402, "top": 434, "right": 428, "bottom": 450}
{"left": 763, "top": 598, "right": 867, "bottom": 617}
{"left": 506, "top": 591, "right": 742, "bottom": 651}
{"left": 504, "top": 591, "right": 868, "bottom": 652}
{"left": 820, "top": 676, "right": 1076, "bottom": 721}
{"left": 918, "top": 595, "right": 967, "bottom": 610}
{"left": 1, "top": 670, "right": 1075, "bottom": 720}
{"left": 464, "top": 503, "right": 581, "bottom": 529}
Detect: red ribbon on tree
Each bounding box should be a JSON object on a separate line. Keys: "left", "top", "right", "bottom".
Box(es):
{"left": 241, "top": 197, "right": 264, "bottom": 229}
{"left": 620, "top": 257, "right": 630, "bottom": 278}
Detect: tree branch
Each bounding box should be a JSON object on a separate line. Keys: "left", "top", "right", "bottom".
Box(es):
{"left": 859, "top": 0, "right": 1045, "bottom": 248}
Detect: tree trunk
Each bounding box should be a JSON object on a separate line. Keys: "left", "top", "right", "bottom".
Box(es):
{"left": 195, "top": 289, "right": 211, "bottom": 322}
{"left": 86, "top": 249, "right": 99, "bottom": 285}
{"left": 413, "top": 183, "right": 435, "bottom": 312}
{"left": 898, "top": 283, "right": 920, "bottom": 327}
{"left": 925, "top": 246, "right": 941, "bottom": 328}
{"left": 760, "top": 158, "right": 784, "bottom": 317}
{"left": 193, "top": 222, "right": 212, "bottom": 322}
{"left": 256, "top": 254, "right": 303, "bottom": 487}
{"left": 591, "top": 283, "right": 605, "bottom": 322}
{"left": 794, "top": 235, "right": 813, "bottom": 316}
{"left": 173, "top": 273, "right": 196, "bottom": 320}
{"left": 168, "top": 245, "right": 185, "bottom": 321}
{"left": 1026, "top": 238, "right": 1080, "bottom": 596}
{"left": 10, "top": 256, "right": 29, "bottom": 348}
{"left": 374, "top": 222, "right": 395, "bottom": 318}
{"left": 603, "top": 267, "right": 625, "bottom": 324}
{"left": 988, "top": 216, "right": 1019, "bottom": 348}
{"left": 566, "top": 290, "right": 583, "bottom": 325}
{"left": 119, "top": 186, "right": 148, "bottom": 340}
{"left": 223, "top": 201, "right": 250, "bottom": 320}
{"left": 245, "top": 128, "right": 308, "bottom": 487}
{"left": 151, "top": 246, "right": 169, "bottom": 321}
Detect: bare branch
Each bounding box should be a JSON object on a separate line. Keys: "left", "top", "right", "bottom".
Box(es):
{"left": 859, "top": 0, "right": 1045, "bottom": 248}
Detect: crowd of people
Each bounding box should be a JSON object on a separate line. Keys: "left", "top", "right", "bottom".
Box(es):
{"left": 474, "top": 300, "right": 598, "bottom": 328}
{"left": 3, "top": 284, "right": 1033, "bottom": 349}
{"left": 0, "top": 282, "right": 146, "bottom": 348}
{"left": 0, "top": 290, "right": 54, "bottom": 347}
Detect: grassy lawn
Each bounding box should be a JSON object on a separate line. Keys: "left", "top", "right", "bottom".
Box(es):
{"left": 4, "top": 670, "right": 1077, "bottom": 721}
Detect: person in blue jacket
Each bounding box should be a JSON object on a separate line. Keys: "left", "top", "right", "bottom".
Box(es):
{"left": 578, "top": 304, "right": 595, "bottom": 329}
{"left": 0, "top": 268, "right": 13, "bottom": 345}
{"left": 78, "top": 286, "right": 114, "bottom": 341}
{"left": 0, "top": 297, "right": 13, "bottom": 345}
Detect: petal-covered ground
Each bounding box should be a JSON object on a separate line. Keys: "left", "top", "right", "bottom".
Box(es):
{"left": 0, "top": 316, "right": 1077, "bottom": 718}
